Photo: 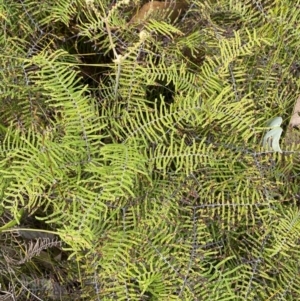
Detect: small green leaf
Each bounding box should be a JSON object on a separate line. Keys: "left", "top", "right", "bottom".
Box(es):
{"left": 267, "top": 116, "right": 283, "bottom": 127}
{"left": 262, "top": 117, "right": 283, "bottom": 153}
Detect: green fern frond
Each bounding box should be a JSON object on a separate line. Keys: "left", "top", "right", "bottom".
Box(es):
{"left": 267, "top": 207, "right": 300, "bottom": 257}
{"left": 84, "top": 142, "right": 151, "bottom": 203}
{"left": 2, "top": 0, "right": 300, "bottom": 299}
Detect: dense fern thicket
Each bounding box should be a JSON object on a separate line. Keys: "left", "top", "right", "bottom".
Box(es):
{"left": 1, "top": 0, "right": 300, "bottom": 300}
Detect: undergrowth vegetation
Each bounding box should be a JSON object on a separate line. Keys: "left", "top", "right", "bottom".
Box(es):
{"left": 1, "top": 0, "right": 300, "bottom": 300}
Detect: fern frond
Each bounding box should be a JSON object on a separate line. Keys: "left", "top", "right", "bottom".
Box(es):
{"left": 267, "top": 207, "right": 300, "bottom": 257}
